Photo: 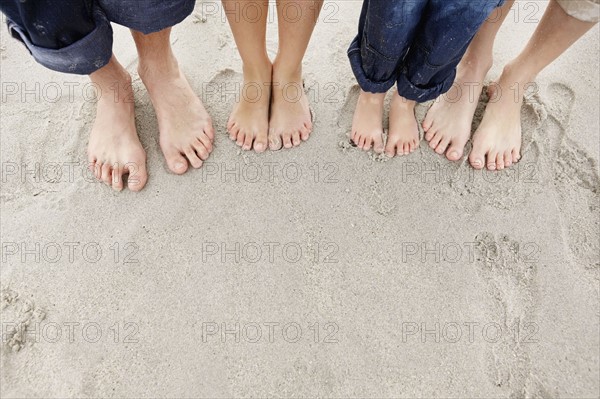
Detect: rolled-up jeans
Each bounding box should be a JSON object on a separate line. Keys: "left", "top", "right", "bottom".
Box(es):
{"left": 348, "top": 0, "right": 505, "bottom": 102}
{"left": 0, "top": 0, "right": 195, "bottom": 75}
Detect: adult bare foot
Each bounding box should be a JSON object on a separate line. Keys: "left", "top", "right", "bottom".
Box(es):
{"left": 138, "top": 56, "right": 214, "bottom": 174}
{"left": 385, "top": 93, "right": 420, "bottom": 157}
{"left": 227, "top": 59, "right": 272, "bottom": 153}
{"left": 351, "top": 90, "right": 385, "bottom": 153}
{"left": 88, "top": 57, "right": 148, "bottom": 192}
{"left": 268, "top": 64, "right": 313, "bottom": 150}
{"left": 422, "top": 59, "right": 491, "bottom": 161}
{"left": 469, "top": 63, "right": 529, "bottom": 171}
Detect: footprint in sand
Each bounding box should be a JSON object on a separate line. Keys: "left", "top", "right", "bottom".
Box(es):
{"left": 474, "top": 233, "right": 553, "bottom": 398}
{"left": 0, "top": 288, "right": 46, "bottom": 353}
{"left": 534, "top": 83, "right": 600, "bottom": 287}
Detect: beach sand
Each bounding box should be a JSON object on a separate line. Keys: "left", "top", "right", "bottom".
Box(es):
{"left": 1, "top": 1, "right": 599, "bottom": 397}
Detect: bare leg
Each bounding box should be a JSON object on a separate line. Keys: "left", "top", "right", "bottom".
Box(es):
{"left": 269, "top": 0, "right": 323, "bottom": 150}
{"left": 470, "top": 0, "right": 597, "bottom": 170}
{"left": 422, "top": 0, "right": 515, "bottom": 161}
{"left": 88, "top": 55, "right": 148, "bottom": 192}
{"left": 223, "top": 0, "right": 271, "bottom": 152}
{"left": 132, "top": 28, "right": 214, "bottom": 174}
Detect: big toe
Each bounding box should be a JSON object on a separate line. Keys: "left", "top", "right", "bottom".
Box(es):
{"left": 126, "top": 162, "right": 148, "bottom": 192}
{"left": 163, "top": 148, "right": 189, "bottom": 175}
{"left": 469, "top": 143, "right": 486, "bottom": 170}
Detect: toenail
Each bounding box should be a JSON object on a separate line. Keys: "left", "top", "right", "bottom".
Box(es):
{"left": 175, "top": 162, "right": 185, "bottom": 170}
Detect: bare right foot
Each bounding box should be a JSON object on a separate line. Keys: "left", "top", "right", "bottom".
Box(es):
{"left": 422, "top": 59, "right": 491, "bottom": 161}
{"left": 227, "top": 59, "right": 272, "bottom": 153}
{"left": 88, "top": 57, "right": 148, "bottom": 192}
{"left": 385, "top": 93, "right": 419, "bottom": 157}
{"left": 469, "top": 63, "right": 528, "bottom": 171}
{"left": 351, "top": 90, "right": 385, "bottom": 153}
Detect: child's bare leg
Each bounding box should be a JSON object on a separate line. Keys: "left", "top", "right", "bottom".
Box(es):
{"left": 132, "top": 28, "right": 214, "bottom": 174}
{"left": 351, "top": 90, "right": 386, "bottom": 153}
{"left": 385, "top": 93, "right": 419, "bottom": 157}
{"left": 423, "top": 0, "right": 515, "bottom": 161}
{"left": 88, "top": 55, "right": 148, "bottom": 192}
{"left": 470, "top": 0, "right": 597, "bottom": 170}
{"left": 269, "top": 0, "right": 323, "bottom": 150}
{"left": 223, "top": 0, "right": 271, "bottom": 152}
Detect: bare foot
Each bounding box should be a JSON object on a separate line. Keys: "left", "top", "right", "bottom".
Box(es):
{"left": 469, "top": 63, "right": 527, "bottom": 171}
{"left": 351, "top": 90, "right": 385, "bottom": 153}
{"left": 423, "top": 60, "right": 491, "bottom": 161}
{"left": 227, "top": 60, "right": 272, "bottom": 153}
{"left": 268, "top": 65, "right": 313, "bottom": 150}
{"left": 88, "top": 58, "right": 148, "bottom": 192}
{"left": 139, "top": 56, "right": 214, "bottom": 174}
{"left": 385, "top": 93, "right": 420, "bottom": 157}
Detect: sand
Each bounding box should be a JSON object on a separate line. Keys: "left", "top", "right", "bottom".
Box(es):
{"left": 0, "top": 1, "right": 599, "bottom": 397}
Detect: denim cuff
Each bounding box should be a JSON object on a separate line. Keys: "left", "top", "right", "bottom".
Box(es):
{"left": 347, "top": 39, "right": 397, "bottom": 94}
{"left": 7, "top": 6, "right": 113, "bottom": 75}
{"left": 396, "top": 67, "right": 456, "bottom": 102}
{"left": 101, "top": 0, "right": 196, "bottom": 35}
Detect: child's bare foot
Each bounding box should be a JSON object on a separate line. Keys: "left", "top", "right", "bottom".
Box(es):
{"left": 385, "top": 93, "right": 419, "bottom": 157}
{"left": 423, "top": 59, "right": 491, "bottom": 161}
{"left": 139, "top": 56, "right": 214, "bottom": 174}
{"left": 88, "top": 58, "right": 148, "bottom": 192}
{"left": 351, "top": 90, "right": 385, "bottom": 153}
{"left": 469, "top": 63, "right": 528, "bottom": 171}
{"left": 268, "top": 64, "right": 313, "bottom": 150}
{"left": 227, "top": 59, "right": 272, "bottom": 153}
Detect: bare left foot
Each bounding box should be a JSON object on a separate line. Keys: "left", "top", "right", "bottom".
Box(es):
{"left": 385, "top": 93, "right": 420, "bottom": 157}
{"left": 423, "top": 59, "right": 491, "bottom": 161}
{"left": 470, "top": 63, "right": 527, "bottom": 171}
{"left": 139, "top": 56, "right": 214, "bottom": 174}
{"left": 268, "top": 64, "right": 313, "bottom": 150}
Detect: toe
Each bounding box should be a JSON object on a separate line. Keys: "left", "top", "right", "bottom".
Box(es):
{"left": 422, "top": 114, "right": 433, "bottom": 132}
{"left": 469, "top": 142, "right": 487, "bottom": 170}
{"left": 435, "top": 138, "right": 450, "bottom": 155}
{"left": 164, "top": 148, "right": 189, "bottom": 175}
{"left": 229, "top": 123, "right": 239, "bottom": 141}
{"left": 429, "top": 133, "right": 442, "bottom": 149}
{"left": 112, "top": 165, "right": 124, "bottom": 192}
{"left": 425, "top": 127, "right": 437, "bottom": 142}
{"left": 185, "top": 147, "right": 204, "bottom": 169}
{"left": 204, "top": 120, "right": 215, "bottom": 140}
{"left": 300, "top": 125, "right": 311, "bottom": 141}
{"left": 193, "top": 140, "right": 211, "bottom": 161}
{"left": 504, "top": 151, "right": 513, "bottom": 167}
{"left": 496, "top": 153, "right": 505, "bottom": 170}
{"left": 197, "top": 133, "right": 213, "bottom": 154}
{"left": 253, "top": 129, "right": 268, "bottom": 153}
{"left": 242, "top": 132, "right": 254, "bottom": 151}
{"left": 282, "top": 132, "right": 293, "bottom": 149}
{"left": 385, "top": 138, "right": 398, "bottom": 157}
{"left": 92, "top": 161, "right": 102, "bottom": 180}
{"left": 101, "top": 163, "right": 112, "bottom": 185}
{"left": 487, "top": 151, "right": 498, "bottom": 171}
{"left": 236, "top": 131, "right": 246, "bottom": 147}
{"left": 358, "top": 135, "right": 366, "bottom": 150}
{"left": 446, "top": 145, "right": 464, "bottom": 161}
{"left": 363, "top": 137, "right": 373, "bottom": 151}
{"left": 126, "top": 162, "right": 148, "bottom": 192}
{"left": 512, "top": 149, "right": 520, "bottom": 164}
{"left": 292, "top": 131, "right": 301, "bottom": 147}
{"left": 269, "top": 131, "right": 283, "bottom": 151}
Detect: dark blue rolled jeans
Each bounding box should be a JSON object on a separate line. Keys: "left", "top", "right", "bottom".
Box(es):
{"left": 0, "top": 0, "right": 195, "bottom": 75}
{"left": 348, "top": 0, "right": 505, "bottom": 102}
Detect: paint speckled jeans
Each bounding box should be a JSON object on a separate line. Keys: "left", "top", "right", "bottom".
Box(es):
{"left": 348, "top": 0, "right": 505, "bottom": 102}
{"left": 0, "top": 0, "right": 195, "bottom": 75}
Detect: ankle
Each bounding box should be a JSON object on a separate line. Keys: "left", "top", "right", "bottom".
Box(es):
{"left": 242, "top": 57, "right": 272, "bottom": 82}
{"left": 393, "top": 93, "right": 416, "bottom": 109}
{"left": 137, "top": 52, "right": 180, "bottom": 81}
{"left": 272, "top": 59, "right": 302, "bottom": 82}
{"left": 501, "top": 60, "right": 537, "bottom": 87}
